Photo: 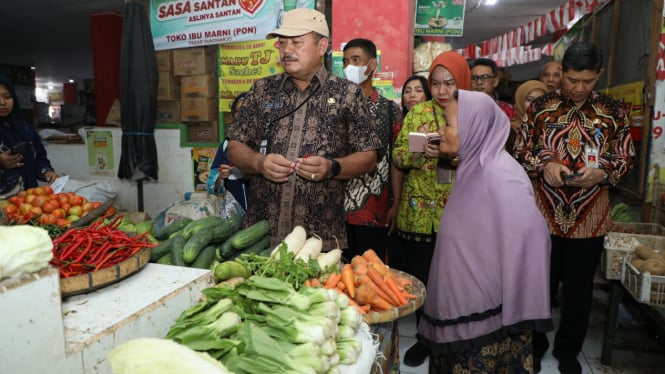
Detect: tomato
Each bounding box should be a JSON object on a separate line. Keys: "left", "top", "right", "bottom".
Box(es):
{"left": 48, "top": 193, "right": 57, "bottom": 200}
{"left": 52, "top": 208, "right": 65, "bottom": 219}
{"left": 68, "top": 205, "right": 83, "bottom": 217}
{"left": 42, "top": 200, "right": 58, "bottom": 213}
{"left": 69, "top": 195, "right": 83, "bottom": 206}
{"left": 82, "top": 202, "right": 94, "bottom": 212}
{"left": 17, "top": 191, "right": 27, "bottom": 198}
{"left": 18, "top": 203, "right": 33, "bottom": 215}
{"left": 103, "top": 206, "right": 116, "bottom": 218}
{"left": 56, "top": 218, "right": 71, "bottom": 228}
{"left": 39, "top": 214, "right": 50, "bottom": 225}
{"left": 66, "top": 215, "right": 80, "bottom": 222}
{"left": 30, "top": 206, "right": 43, "bottom": 216}
{"left": 91, "top": 201, "right": 102, "bottom": 209}
{"left": 3, "top": 203, "right": 17, "bottom": 215}
{"left": 80, "top": 197, "right": 89, "bottom": 205}
{"left": 43, "top": 185, "right": 53, "bottom": 195}
{"left": 25, "top": 194, "right": 36, "bottom": 204}
{"left": 60, "top": 203, "right": 71, "bottom": 214}
{"left": 32, "top": 195, "right": 50, "bottom": 208}
{"left": 8, "top": 196, "right": 22, "bottom": 205}
{"left": 58, "top": 195, "right": 69, "bottom": 205}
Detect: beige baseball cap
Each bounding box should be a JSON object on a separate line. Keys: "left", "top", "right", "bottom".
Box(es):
{"left": 266, "top": 8, "right": 329, "bottom": 39}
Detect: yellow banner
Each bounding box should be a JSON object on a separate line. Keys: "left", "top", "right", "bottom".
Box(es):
{"left": 602, "top": 81, "right": 645, "bottom": 127}
{"left": 219, "top": 39, "right": 283, "bottom": 112}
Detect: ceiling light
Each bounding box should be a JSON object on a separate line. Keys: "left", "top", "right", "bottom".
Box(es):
{"left": 485, "top": 0, "right": 497, "bottom": 4}
{"left": 69, "top": 79, "right": 75, "bottom": 83}
{"left": 30, "top": 66, "right": 36, "bottom": 70}
{"left": 47, "top": 83, "right": 54, "bottom": 90}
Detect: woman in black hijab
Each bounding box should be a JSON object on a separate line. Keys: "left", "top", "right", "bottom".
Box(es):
{"left": 0, "top": 75, "right": 58, "bottom": 197}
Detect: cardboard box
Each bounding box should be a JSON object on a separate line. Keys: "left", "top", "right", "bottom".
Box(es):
{"left": 157, "top": 100, "right": 180, "bottom": 123}
{"left": 158, "top": 71, "right": 180, "bottom": 100}
{"left": 173, "top": 47, "right": 216, "bottom": 76}
{"left": 187, "top": 121, "right": 219, "bottom": 143}
{"left": 180, "top": 98, "right": 217, "bottom": 122}
{"left": 180, "top": 74, "right": 218, "bottom": 98}
{"left": 156, "top": 50, "right": 172, "bottom": 71}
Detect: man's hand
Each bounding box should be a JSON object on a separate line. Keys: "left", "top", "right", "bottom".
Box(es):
{"left": 0, "top": 149, "right": 23, "bottom": 169}
{"left": 44, "top": 170, "right": 59, "bottom": 183}
{"left": 542, "top": 162, "right": 571, "bottom": 188}
{"left": 294, "top": 155, "right": 329, "bottom": 182}
{"left": 386, "top": 205, "right": 398, "bottom": 235}
{"left": 563, "top": 166, "right": 606, "bottom": 188}
{"left": 259, "top": 153, "right": 296, "bottom": 183}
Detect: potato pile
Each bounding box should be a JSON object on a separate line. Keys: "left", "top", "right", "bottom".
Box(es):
{"left": 631, "top": 245, "right": 665, "bottom": 275}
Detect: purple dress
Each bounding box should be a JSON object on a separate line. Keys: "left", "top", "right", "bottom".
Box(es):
{"left": 418, "top": 90, "right": 552, "bottom": 355}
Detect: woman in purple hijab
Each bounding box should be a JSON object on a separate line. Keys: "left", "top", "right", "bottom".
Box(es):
{"left": 417, "top": 89, "right": 553, "bottom": 373}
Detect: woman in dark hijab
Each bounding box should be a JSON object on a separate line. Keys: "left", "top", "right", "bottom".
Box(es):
{"left": 0, "top": 75, "right": 58, "bottom": 197}
{"left": 418, "top": 89, "right": 553, "bottom": 373}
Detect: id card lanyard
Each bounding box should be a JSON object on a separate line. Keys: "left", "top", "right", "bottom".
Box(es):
{"left": 431, "top": 104, "right": 452, "bottom": 184}
{"left": 585, "top": 128, "right": 600, "bottom": 168}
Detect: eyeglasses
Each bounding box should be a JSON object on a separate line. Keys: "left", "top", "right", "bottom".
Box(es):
{"left": 470, "top": 74, "right": 496, "bottom": 82}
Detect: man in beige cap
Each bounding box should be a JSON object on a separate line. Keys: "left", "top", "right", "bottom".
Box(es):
{"left": 226, "top": 8, "right": 381, "bottom": 251}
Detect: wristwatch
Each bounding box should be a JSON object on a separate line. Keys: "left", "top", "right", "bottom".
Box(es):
{"left": 601, "top": 171, "right": 609, "bottom": 185}
{"left": 328, "top": 159, "right": 341, "bottom": 179}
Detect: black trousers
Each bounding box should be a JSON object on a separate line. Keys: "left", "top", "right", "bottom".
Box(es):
{"left": 534, "top": 235, "right": 603, "bottom": 361}
{"left": 343, "top": 223, "right": 389, "bottom": 263}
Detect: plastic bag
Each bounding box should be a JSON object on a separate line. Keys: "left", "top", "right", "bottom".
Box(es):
{"left": 153, "top": 191, "right": 244, "bottom": 232}
{"left": 61, "top": 178, "right": 118, "bottom": 203}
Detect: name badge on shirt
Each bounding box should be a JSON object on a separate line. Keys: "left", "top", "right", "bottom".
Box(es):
{"left": 437, "top": 168, "right": 453, "bottom": 184}
{"left": 259, "top": 138, "right": 268, "bottom": 156}
{"left": 585, "top": 145, "right": 599, "bottom": 168}
{"left": 546, "top": 123, "right": 566, "bottom": 129}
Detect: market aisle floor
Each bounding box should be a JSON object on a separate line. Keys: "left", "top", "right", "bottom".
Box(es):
{"left": 397, "top": 286, "right": 665, "bottom": 374}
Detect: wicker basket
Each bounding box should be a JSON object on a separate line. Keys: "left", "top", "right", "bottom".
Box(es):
{"left": 620, "top": 254, "right": 665, "bottom": 305}
{"left": 602, "top": 228, "right": 665, "bottom": 280}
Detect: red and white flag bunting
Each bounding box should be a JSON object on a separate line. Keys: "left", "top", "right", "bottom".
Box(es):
{"left": 462, "top": 0, "right": 610, "bottom": 67}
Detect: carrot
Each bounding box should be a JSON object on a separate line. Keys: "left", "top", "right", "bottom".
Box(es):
{"left": 351, "top": 255, "right": 368, "bottom": 268}
{"left": 355, "top": 283, "right": 393, "bottom": 311}
{"left": 357, "top": 273, "right": 397, "bottom": 306}
{"left": 304, "top": 280, "right": 312, "bottom": 287}
{"left": 311, "top": 278, "right": 321, "bottom": 287}
{"left": 402, "top": 292, "right": 418, "bottom": 300}
{"left": 385, "top": 276, "right": 408, "bottom": 306}
{"left": 341, "top": 264, "right": 356, "bottom": 298}
{"left": 352, "top": 262, "right": 368, "bottom": 276}
{"left": 337, "top": 281, "right": 346, "bottom": 291}
{"left": 367, "top": 267, "right": 400, "bottom": 305}
{"left": 395, "top": 276, "right": 413, "bottom": 293}
{"left": 324, "top": 272, "right": 341, "bottom": 288}
{"left": 363, "top": 249, "right": 392, "bottom": 278}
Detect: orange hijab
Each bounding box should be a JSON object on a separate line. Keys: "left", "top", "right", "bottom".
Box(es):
{"left": 428, "top": 51, "right": 471, "bottom": 91}
{"left": 511, "top": 80, "right": 547, "bottom": 130}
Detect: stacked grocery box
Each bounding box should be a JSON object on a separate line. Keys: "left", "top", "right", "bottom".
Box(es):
{"left": 156, "top": 50, "right": 181, "bottom": 123}
{"left": 174, "top": 47, "right": 219, "bottom": 143}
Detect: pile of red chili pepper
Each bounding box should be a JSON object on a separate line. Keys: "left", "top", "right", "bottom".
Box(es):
{"left": 49, "top": 216, "right": 157, "bottom": 278}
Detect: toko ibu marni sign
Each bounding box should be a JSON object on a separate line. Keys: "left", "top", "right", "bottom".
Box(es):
{"left": 150, "top": 0, "right": 282, "bottom": 50}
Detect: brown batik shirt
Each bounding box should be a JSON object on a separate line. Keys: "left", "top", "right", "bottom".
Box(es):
{"left": 227, "top": 66, "right": 381, "bottom": 250}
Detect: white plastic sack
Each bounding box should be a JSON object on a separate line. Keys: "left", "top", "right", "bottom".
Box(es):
{"left": 153, "top": 192, "right": 244, "bottom": 231}
{"left": 61, "top": 178, "right": 118, "bottom": 203}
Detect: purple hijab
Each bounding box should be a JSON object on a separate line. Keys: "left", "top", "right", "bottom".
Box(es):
{"left": 418, "top": 90, "right": 551, "bottom": 351}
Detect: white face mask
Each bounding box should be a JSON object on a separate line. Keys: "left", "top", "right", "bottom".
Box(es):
{"left": 344, "top": 65, "right": 369, "bottom": 84}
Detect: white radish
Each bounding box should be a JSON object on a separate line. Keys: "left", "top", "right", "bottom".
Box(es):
{"left": 317, "top": 248, "right": 343, "bottom": 270}
{"left": 270, "top": 226, "right": 307, "bottom": 259}
{"left": 294, "top": 235, "right": 323, "bottom": 261}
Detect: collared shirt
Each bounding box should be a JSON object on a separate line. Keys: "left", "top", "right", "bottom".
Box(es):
{"left": 516, "top": 90, "right": 635, "bottom": 238}
{"left": 227, "top": 66, "right": 381, "bottom": 249}
{"left": 345, "top": 89, "right": 402, "bottom": 227}
{"left": 496, "top": 99, "right": 515, "bottom": 120}
{"left": 392, "top": 100, "right": 453, "bottom": 240}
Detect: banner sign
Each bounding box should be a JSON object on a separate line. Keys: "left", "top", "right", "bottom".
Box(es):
{"left": 86, "top": 130, "right": 114, "bottom": 176}
{"left": 219, "top": 39, "right": 284, "bottom": 112}
{"left": 150, "top": 0, "right": 282, "bottom": 50}
{"left": 415, "top": 0, "right": 466, "bottom": 36}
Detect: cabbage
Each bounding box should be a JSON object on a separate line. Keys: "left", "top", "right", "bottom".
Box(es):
{"left": 0, "top": 225, "right": 53, "bottom": 280}
{"left": 109, "top": 338, "right": 233, "bottom": 374}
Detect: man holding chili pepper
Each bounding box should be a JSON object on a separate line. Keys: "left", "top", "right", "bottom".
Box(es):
{"left": 226, "top": 9, "right": 381, "bottom": 250}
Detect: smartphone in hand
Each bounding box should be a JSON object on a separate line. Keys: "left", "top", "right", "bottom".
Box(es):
{"left": 562, "top": 172, "right": 584, "bottom": 180}
{"left": 11, "top": 141, "right": 27, "bottom": 155}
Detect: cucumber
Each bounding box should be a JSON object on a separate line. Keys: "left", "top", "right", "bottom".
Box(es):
{"left": 230, "top": 220, "right": 271, "bottom": 249}
{"left": 210, "top": 216, "right": 242, "bottom": 243}
{"left": 237, "top": 235, "right": 271, "bottom": 256}
{"left": 154, "top": 217, "right": 193, "bottom": 240}
{"left": 183, "top": 228, "right": 214, "bottom": 263}
{"left": 150, "top": 238, "right": 173, "bottom": 262}
{"left": 258, "top": 248, "right": 273, "bottom": 257}
{"left": 156, "top": 253, "right": 173, "bottom": 265}
{"left": 170, "top": 235, "right": 186, "bottom": 266}
{"left": 214, "top": 261, "right": 250, "bottom": 281}
{"left": 190, "top": 245, "right": 217, "bottom": 269}
{"left": 181, "top": 215, "right": 225, "bottom": 240}
{"left": 218, "top": 239, "right": 236, "bottom": 259}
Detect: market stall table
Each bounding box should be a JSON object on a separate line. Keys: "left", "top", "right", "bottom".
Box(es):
{"left": 0, "top": 264, "right": 214, "bottom": 373}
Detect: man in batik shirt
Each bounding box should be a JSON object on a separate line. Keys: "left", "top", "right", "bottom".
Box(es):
{"left": 516, "top": 42, "right": 634, "bottom": 374}
{"left": 227, "top": 9, "right": 381, "bottom": 250}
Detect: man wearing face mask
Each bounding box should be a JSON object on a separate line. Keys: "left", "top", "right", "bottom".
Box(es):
{"left": 341, "top": 39, "right": 402, "bottom": 260}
